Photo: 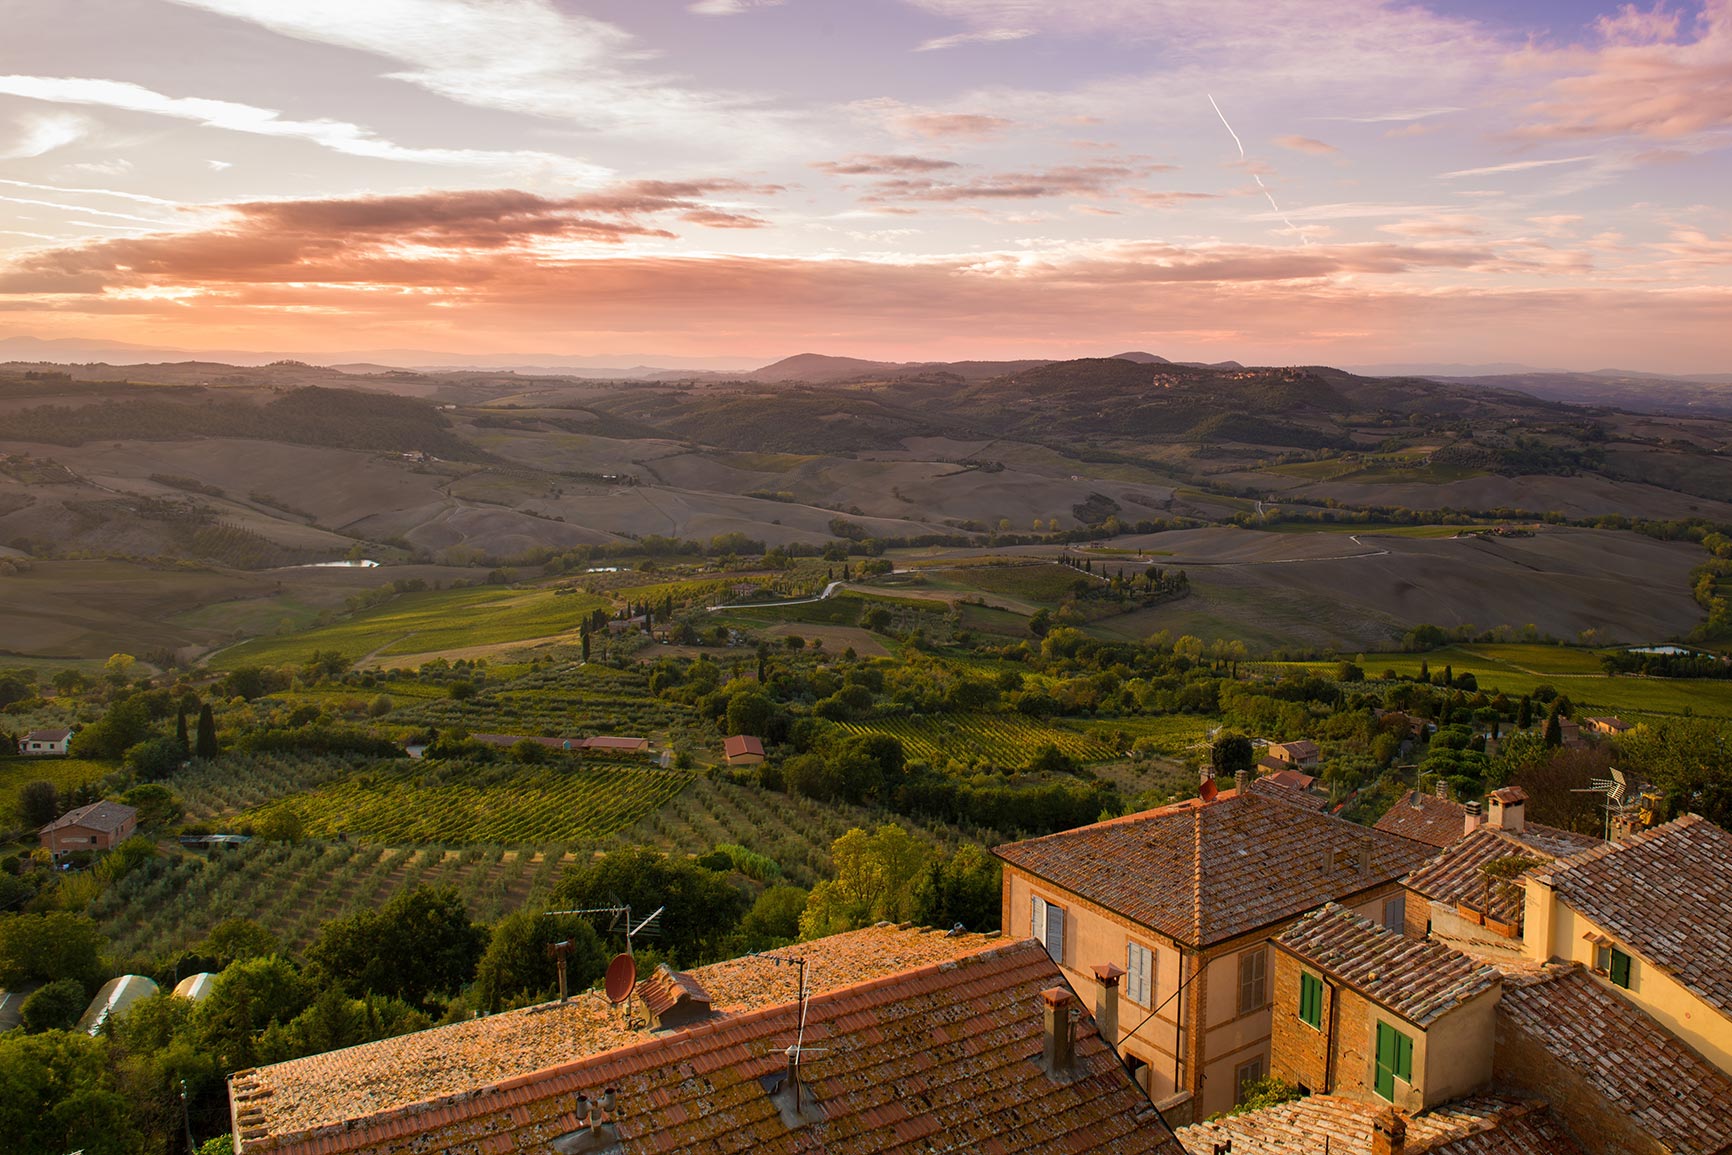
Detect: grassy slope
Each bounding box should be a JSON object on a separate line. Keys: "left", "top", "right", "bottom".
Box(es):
{"left": 209, "top": 586, "right": 610, "bottom": 668}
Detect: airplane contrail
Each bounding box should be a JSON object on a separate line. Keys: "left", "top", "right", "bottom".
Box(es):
{"left": 1208, "top": 93, "right": 1310, "bottom": 246}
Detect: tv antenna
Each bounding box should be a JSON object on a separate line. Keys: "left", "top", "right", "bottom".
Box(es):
{"left": 546, "top": 904, "right": 665, "bottom": 956}
{"left": 1572, "top": 766, "right": 1637, "bottom": 842}
{"left": 754, "top": 952, "right": 828, "bottom": 1115}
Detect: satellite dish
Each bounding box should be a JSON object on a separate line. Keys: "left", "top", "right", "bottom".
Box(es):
{"left": 604, "top": 953, "right": 637, "bottom": 1005}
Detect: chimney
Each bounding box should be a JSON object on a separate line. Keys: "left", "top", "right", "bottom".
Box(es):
{"left": 1234, "top": 769, "right": 1249, "bottom": 795}
{"left": 1488, "top": 790, "right": 1526, "bottom": 834}
{"left": 1463, "top": 800, "right": 1483, "bottom": 836}
{"left": 1358, "top": 836, "right": 1372, "bottom": 874}
{"left": 1435, "top": 779, "right": 1449, "bottom": 800}
{"left": 1041, "top": 987, "right": 1075, "bottom": 1075}
{"left": 1092, "top": 963, "right": 1125, "bottom": 1044}
{"left": 1371, "top": 1107, "right": 1407, "bottom": 1155}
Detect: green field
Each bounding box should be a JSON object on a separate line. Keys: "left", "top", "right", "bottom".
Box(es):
{"left": 925, "top": 562, "right": 1092, "bottom": 605}
{"left": 1294, "top": 644, "right": 1732, "bottom": 718}
{"left": 0, "top": 756, "right": 114, "bottom": 829}
{"left": 208, "top": 586, "right": 609, "bottom": 669}
{"left": 243, "top": 761, "right": 697, "bottom": 843}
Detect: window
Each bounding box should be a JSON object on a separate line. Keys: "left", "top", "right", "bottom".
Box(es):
{"left": 1298, "top": 972, "right": 1324, "bottom": 1030}
{"left": 1382, "top": 894, "right": 1406, "bottom": 933}
{"left": 1374, "top": 1021, "right": 1414, "bottom": 1102}
{"left": 1126, "top": 942, "right": 1154, "bottom": 1006}
{"left": 1238, "top": 946, "right": 1268, "bottom": 1014}
{"left": 1595, "top": 944, "right": 1633, "bottom": 989}
{"left": 1234, "top": 1056, "right": 1266, "bottom": 1103}
{"left": 1031, "top": 895, "right": 1065, "bottom": 964}
{"left": 1124, "top": 1053, "right": 1149, "bottom": 1092}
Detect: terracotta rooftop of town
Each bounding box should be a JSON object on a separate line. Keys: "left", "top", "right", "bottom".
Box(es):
{"left": 1373, "top": 789, "right": 1596, "bottom": 850}
{"left": 1499, "top": 965, "right": 1732, "bottom": 1154}
{"left": 994, "top": 780, "right": 1434, "bottom": 948}
{"left": 40, "top": 799, "right": 136, "bottom": 834}
{"left": 1175, "top": 1094, "right": 1582, "bottom": 1154}
{"left": 231, "top": 932, "right": 1184, "bottom": 1155}
{"left": 1532, "top": 814, "right": 1732, "bottom": 1018}
{"left": 1275, "top": 904, "right": 1501, "bottom": 1027}
{"left": 1405, "top": 824, "right": 1598, "bottom": 925}
{"left": 231, "top": 924, "right": 1001, "bottom": 1144}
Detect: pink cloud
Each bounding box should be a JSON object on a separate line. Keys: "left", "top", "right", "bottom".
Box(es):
{"left": 812, "top": 154, "right": 961, "bottom": 175}
{"left": 1274, "top": 135, "right": 1339, "bottom": 155}
{"left": 1513, "top": 0, "right": 1732, "bottom": 140}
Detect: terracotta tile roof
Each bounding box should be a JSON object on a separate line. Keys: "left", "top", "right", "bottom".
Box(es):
{"left": 1532, "top": 814, "right": 1732, "bottom": 1018}
{"left": 1498, "top": 965, "right": 1732, "bottom": 1154}
{"left": 1374, "top": 791, "right": 1467, "bottom": 847}
{"left": 23, "top": 727, "right": 71, "bottom": 742}
{"left": 1274, "top": 904, "right": 1501, "bottom": 1027}
{"left": 231, "top": 926, "right": 1018, "bottom": 1144}
{"left": 582, "top": 735, "right": 649, "bottom": 750}
{"left": 41, "top": 799, "right": 137, "bottom": 834}
{"left": 1406, "top": 825, "right": 1595, "bottom": 924}
{"left": 233, "top": 935, "right": 1184, "bottom": 1155}
{"left": 1262, "top": 768, "right": 1317, "bottom": 791}
{"left": 994, "top": 782, "right": 1434, "bottom": 948}
{"left": 1175, "top": 1094, "right": 1578, "bottom": 1154}
{"left": 723, "top": 735, "right": 765, "bottom": 758}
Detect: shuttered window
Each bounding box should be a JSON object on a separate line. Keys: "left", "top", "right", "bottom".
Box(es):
{"left": 1610, "top": 947, "right": 1632, "bottom": 989}
{"left": 1298, "top": 972, "right": 1324, "bottom": 1029}
{"left": 1374, "top": 1021, "right": 1414, "bottom": 1102}
{"left": 1031, "top": 895, "right": 1064, "bottom": 964}
{"left": 1383, "top": 894, "right": 1406, "bottom": 932}
{"left": 1126, "top": 942, "right": 1153, "bottom": 1006}
{"left": 1238, "top": 946, "right": 1267, "bottom": 1014}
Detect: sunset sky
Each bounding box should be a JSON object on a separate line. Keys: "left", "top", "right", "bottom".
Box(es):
{"left": 1, "top": 0, "right": 1729, "bottom": 370}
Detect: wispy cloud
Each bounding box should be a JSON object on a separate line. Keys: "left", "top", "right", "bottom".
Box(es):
{"left": 689, "top": 0, "right": 785, "bottom": 13}
{"left": 1, "top": 111, "right": 90, "bottom": 159}
{"left": 1439, "top": 155, "right": 1595, "bottom": 179}
{"left": 813, "top": 154, "right": 961, "bottom": 175}
{"left": 0, "top": 74, "right": 610, "bottom": 179}
{"left": 857, "top": 99, "right": 1015, "bottom": 140}
{"left": 1321, "top": 107, "right": 1462, "bottom": 123}
{"left": 915, "top": 28, "right": 1033, "bottom": 52}
{"left": 1273, "top": 134, "right": 1338, "bottom": 155}
{"left": 160, "top": 0, "right": 792, "bottom": 149}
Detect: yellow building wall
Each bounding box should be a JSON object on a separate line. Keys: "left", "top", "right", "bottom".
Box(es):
{"left": 1530, "top": 892, "right": 1732, "bottom": 1076}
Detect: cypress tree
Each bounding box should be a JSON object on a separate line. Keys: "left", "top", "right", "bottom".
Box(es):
{"left": 195, "top": 703, "right": 219, "bottom": 758}
{"left": 1517, "top": 695, "right": 1533, "bottom": 728}
{"left": 175, "top": 707, "right": 190, "bottom": 751}
{"left": 1543, "top": 710, "right": 1562, "bottom": 748}
{"left": 581, "top": 632, "right": 592, "bottom": 663}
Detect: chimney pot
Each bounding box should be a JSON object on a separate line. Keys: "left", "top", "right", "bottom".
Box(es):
{"left": 1092, "top": 964, "right": 1124, "bottom": 1045}
{"left": 1371, "top": 1107, "right": 1407, "bottom": 1155}
{"left": 1041, "top": 987, "right": 1075, "bottom": 1075}
{"left": 1234, "top": 769, "right": 1249, "bottom": 794}
{"left": 1463, "top": 799, "right": 1483, "bottom": 836}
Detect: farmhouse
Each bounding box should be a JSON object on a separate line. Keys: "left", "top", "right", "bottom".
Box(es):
{"left": 993, "top": 777, "right": 1433, "bottom": 1121}
{"left": 17, "top": 727, "right": 72, "bottom": 755}
{"left": 723, "top": 734, "right": 765, "bottom": 766}
{"left": 40, "top": 799, "right": 138, "bottom": 855}
{"left": 1582, "top": 715, "right": 1631, "bottom": 736}
{"left": 580, "top": 735, "right": 651, "bottom": 752}
{"left": 226, "top": 924, "right": 1186, "bottom": 1155}
{"left": 1266, "top": 739, "right": 1320, "bottom": 769}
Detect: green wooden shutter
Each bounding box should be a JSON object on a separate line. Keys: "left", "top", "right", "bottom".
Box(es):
{"left": 1299, "top": 973, "right": 1323, "bottom": 1029}
{"left": 1395, "top": 1029, "right": 1414, "bottom": 1081}
{"left": 1374, "top": 1023, "right": 1396, "bottom": 1101}
{"left": 1610, "top": 948, "right": 1632, "bottom": 989}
